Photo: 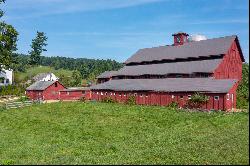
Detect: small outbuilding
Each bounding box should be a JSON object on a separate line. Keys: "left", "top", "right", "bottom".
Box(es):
{"left": 59, "top": 87, "right": 91, "bottom": 100}
{"left": 26, "top": 81, "right": 65, "bottom": 100}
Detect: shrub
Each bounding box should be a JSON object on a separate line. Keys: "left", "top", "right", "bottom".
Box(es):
{"left": 101, "top": 97, "right": 116, "bottom": 103}
{"left": 166, "top": 101, "right": 179, "bottom": 109}
{"left": 185, "top": 93, "right": 209, "bottom": 109}
{"left": 17, "top": 96, "right": 30, "bottom": 102}
{"left": 80, "top": 96, "right": 86, "bottom": 102}
{"left": 126, "top": 96, "right": 136, "bottom": 105}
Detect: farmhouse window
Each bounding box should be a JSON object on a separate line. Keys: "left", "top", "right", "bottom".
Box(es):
{"left": 214, "top": 96, "right": 219, "bottom": 100}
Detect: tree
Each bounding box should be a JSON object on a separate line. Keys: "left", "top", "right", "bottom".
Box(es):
{"left": 0, "top": 0, "right": 19, "bottom": 71}
{"left": 237, "top": 63, "right": 249, "bottom": 109}
{"left": 29, "top": 31, "right": 47, "bottom": 65}
{"left": 71, "top": 70, "right": 82, "bottom": 87}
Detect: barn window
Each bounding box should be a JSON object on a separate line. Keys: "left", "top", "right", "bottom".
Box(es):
{"left": 97, "top": 92, "right": 99, "bottom": 95}
{"left": 110, "top": 92, "right": 112, "bottom": 96}
{"left": 101, "top": 92, "right": 103, "bottom": 95}
{"left": 145, "top": 94, "right": 148, "bottom": 97}
{"left": 124, "top": 93, "right": 126, "bottom": 96}
{"left": 105, "top": 92, "right": 108, "bottom": 95}
{"left": 188, "top": 95, "right": 191, "bottom": 99}
{"left": 180, "top": 95, "right": 184, "bottom": 99}
{"left": 134, "top": 93, "right": 137, "bottom": 96}
{"left": 119, "top": 93, "right": 121, "bottom": 96}
{"left": 172, "top": 95, "right": 175, "bottom": 99}
{"left": 214, "top": 96, "right": 219, "bottom": 100}
{"left": 67, "top": 92, "right": 70, "bottom": 95}
{"left": 55, "top": 82, "right": 58, "bottom": 87}
{"left": 140, "top": 94, "right": 143, "bottom": 97}
{"left": 176, "top": 75, "right": 182, "bottom": 78}
{"left": 113, "top": 92, "right": 116, "bottom": 96}
{"left": 227, "top": 94, "right": 230, "bottom": 100}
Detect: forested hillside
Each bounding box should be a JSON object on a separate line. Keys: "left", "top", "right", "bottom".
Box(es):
{"left": 13, "top": 54, "right": 123, "bottom": 82}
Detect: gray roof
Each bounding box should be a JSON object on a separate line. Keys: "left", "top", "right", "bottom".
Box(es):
{"left": 90, "top": 78, "right": 237, "bottom": 93}
{"left": 96, "top": 71, "right": 117, "bottom": 79}
{"left": 114, "top": 59, "right": 222, "bottom": 76}
{"left": 26, "top": 81, "right": 57, "bottom": 90}
{"left": 59, "top": 87, "right": 90, "bottom": 92}
{"left": 125, "top": 35, "right": 237, "bottom": 64}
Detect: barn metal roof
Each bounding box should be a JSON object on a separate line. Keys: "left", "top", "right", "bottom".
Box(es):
{"left": 96, "top": 71, "right": 117, "bottom": 79}
{"left": 26, "top": 81, "right": 57, "bottom": 91}
{"left": 114, "top": 59, "right": 222, "bottom": 76}
{"left": 90, "top": 78, "right": 237, "bottom": 93}
{"left": 125, "top": 35, "right": 237, "bottom": 64}
{"left": 59, "top": 87, "right": 90, "bottom": 92}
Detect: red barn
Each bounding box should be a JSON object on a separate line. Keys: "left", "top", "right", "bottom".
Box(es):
{"left": 91, "top": 32, "right": 245, "bottom": 111}
{"left": 26, "top": 81, "right": 65, "bottom": 100}
{"left": 59, "top": 87, "right": 91, "bottom": 100}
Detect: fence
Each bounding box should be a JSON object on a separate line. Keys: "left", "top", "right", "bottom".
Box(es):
{"left": 5, "top": 101, "right": 34, "bottom": 109}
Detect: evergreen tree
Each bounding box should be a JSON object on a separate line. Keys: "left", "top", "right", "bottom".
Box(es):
{"left": 29, "top": 31, "right": 47, "bottom": 65}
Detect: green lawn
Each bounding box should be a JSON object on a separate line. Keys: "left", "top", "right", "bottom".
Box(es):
{"left": 15, "top": 66, "right": 73, "bottom": 82}
{"left": 0, "top": 102, "right": 249, "bottom": 165}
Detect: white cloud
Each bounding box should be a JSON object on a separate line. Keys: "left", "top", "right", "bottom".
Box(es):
{"left": 3, "top": 0, "right": 164, "bottom": 20}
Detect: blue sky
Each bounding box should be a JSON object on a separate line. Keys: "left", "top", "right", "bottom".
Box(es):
{"left": 2, "top": 0, "right": 249, "bottom": 62}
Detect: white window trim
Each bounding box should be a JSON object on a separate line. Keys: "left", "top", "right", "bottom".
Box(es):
{"left": 227, "top": 94, "right": 230, "bottom": 100}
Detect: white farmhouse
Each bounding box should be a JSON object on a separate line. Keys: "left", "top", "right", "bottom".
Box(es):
{"left": 33, "top": 73, "right": 59, "bottom": 82}
{"left": 0, "top": 68, "right": 13, "bottom": 86}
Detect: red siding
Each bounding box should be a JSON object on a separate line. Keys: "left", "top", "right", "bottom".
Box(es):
{"left": 213, "top": 40, "right": 243, "bottom": 80}
{"left": 91, "top": 90, "right": 235, "bottom": 110}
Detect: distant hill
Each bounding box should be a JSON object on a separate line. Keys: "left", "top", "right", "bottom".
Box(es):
{"left": 13, "top": 54, "right": 124, "bottom": 81}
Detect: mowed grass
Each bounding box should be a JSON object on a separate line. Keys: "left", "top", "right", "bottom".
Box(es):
{"left": 0, "top": 102, "right": 249, "bottom": 165}
{"left": 15, "top": 66, "right": 73, "bottom": 82}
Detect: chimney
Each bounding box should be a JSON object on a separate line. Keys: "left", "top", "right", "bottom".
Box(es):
{"left": 172, "top": 32, "right": 189, "bottom": 46}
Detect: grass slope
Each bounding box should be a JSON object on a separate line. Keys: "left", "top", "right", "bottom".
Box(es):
{"left": 0, "top": 102, "right": 249, "bottom": 165}
{"left": 15, "top": 66, "right": 73, "bottom": 82}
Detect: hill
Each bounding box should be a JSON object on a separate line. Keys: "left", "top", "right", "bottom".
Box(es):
{"left": 14, "top": 66, "right": 73, "bottom": 83}
{"left": 0, "top": 102, "right": 248, "bottom": 164}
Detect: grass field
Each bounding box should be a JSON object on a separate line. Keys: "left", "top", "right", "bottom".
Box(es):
{"left": 15, "top": 66, "right": 73, "bottom": 82}
{"left": 0, "top": 102, "right": 249, "bottom": 165}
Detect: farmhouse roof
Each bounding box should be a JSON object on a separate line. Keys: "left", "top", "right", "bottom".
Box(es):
{"left": 33, "top": 72, "right": 56, "bottom": 81}
{"left": 26, "top": 81, "right": 57, "bottom": 90}
{"left": 90, "top": 78, "right": 237, "bottom": 93}
{"left": 114, "top": 58, "right": 222, "bottom": 76}
{"left": 125, "top": 35, "right": 244, "bottom": 64}
{"left": 96, "top": 71, "right": 117, "bottom": 79}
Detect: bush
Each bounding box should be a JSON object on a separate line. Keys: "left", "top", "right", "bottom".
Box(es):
{"left": 17, "top": 96, "right": 30, "bottom": 102}
{"left": 80, "top": 96, "right": 86, "bottom": 102}
{"left": 166, "top": 101, "right": 179, "bottom": 109}
{"left": 126, "top": 96, "right": 136, "bottom": 105}
{"left": 185, "top": 93, "right": 209, "bottom": 109}
{"left": 101, "top": 97, "right": 116, "bottom": 103}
